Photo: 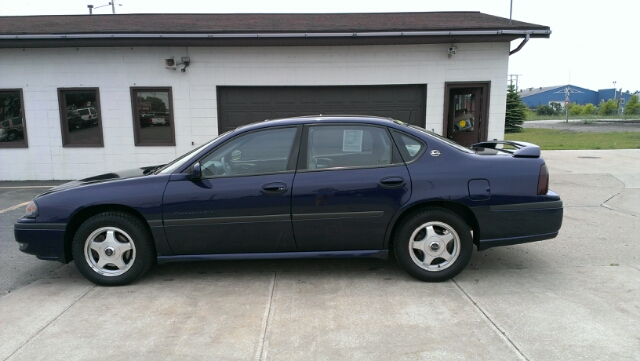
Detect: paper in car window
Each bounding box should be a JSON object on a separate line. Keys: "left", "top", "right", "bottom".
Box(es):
{"left": 343, "top": 130, "right": 363, "bottom": 152}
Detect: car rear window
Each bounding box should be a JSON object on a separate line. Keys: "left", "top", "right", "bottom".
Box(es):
{"left": 391, "top": 130, "right": 426, "bottom": 162}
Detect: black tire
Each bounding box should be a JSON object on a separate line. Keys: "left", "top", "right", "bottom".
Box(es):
{"left": 7, "top": 130, "right": 18, "bottom": 141}
{"left": 72, "top": 212, "right": 155, "bottom": 286}
{"left": 394, "top": 208, "right": 472, "bottom": 282}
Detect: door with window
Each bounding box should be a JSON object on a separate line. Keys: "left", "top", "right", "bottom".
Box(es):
{"left": 444, "top": 83, "right": 490, "bottom": 147}
{"left": 162, "top": 126, "right": 301, "bottom": 255}
{"left": 291, "top": 124, "right": 412, "bottom": 251}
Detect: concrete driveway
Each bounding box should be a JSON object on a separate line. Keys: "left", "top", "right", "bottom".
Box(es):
{"left": 1, "top": 150, "right": 638, "bottom": 361}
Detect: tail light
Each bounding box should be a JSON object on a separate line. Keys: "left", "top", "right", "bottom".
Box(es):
{"left": 537, "top": 163, "right": 549, "bottom": 195}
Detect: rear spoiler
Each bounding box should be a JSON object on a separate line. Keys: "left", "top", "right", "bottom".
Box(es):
{"left": 471, "top": 140, "right": 540, "bottom": 158}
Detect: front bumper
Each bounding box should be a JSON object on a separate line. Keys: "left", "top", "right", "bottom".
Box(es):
{"left": 14, "top": 221, "right": 68, "bottom": 262}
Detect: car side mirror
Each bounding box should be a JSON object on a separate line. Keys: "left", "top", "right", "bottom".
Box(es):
{"left": 191, "top": 162, "right": 202, "bottom": 180}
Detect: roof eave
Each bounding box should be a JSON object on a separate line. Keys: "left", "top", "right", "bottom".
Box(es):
{"left": 0, "top": 29, "right": 551, "bottom": 48}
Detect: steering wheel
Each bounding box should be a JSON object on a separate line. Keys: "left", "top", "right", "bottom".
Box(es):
{"left": 221, "top": 156, "right": 232, "bottom": 176}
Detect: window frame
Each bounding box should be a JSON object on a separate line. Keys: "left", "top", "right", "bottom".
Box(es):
{"left": 0, "top": 89, "right": 28, "bottom": 148}
{"left": 297, "top": 123, "right": 403, "bottom": 172}
{"left": 130, "top": 87, "right": 176, "bottom": 146}
{"left": 390, "top": 129, "right": 427, "bottom": 164}
{"left": 57, "top": 87, "right": 104, "bottom": 147}
{"left": 193, "top": 125, "right": 302, "bottom": 179}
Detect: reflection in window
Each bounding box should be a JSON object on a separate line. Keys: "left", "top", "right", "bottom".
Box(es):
{"left": 0, "top": 90, "right": 28, "bottom": 147}
{"left": 306, "top": 125, "right": 392, "bottom": 170}
{"left": 58, "top": 88, "right": 103, "bottom": 147}
{"left": 131, "top": 88, "right": 175, "bottom": 146}
{"left": 452, "top": 94, "right": 475, "bottom": 133}
{"left": 391, "top": 131, "right": 425, "bottom": 162}
{"left": 200, "top": 127, "right": 297, "bottom": 177}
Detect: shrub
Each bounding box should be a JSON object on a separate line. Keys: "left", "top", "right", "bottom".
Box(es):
{"left": 536, "top": 105, "right": 558, "bottom": 116}
{"left": 583, "top": 103, "right": 597, "bottom": 115}
{"left": 625, "top": 95, "right": 639, "bottom": 115}
{"left": 568, "top": 103, "right": 583, "bottom": 116}
{"left": 598, "top": 99, "right": 618, "bottom": 116}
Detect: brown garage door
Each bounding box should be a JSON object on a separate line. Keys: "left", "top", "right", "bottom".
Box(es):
{"left": 217, "top": 85, "right": 426, "bottom": 132}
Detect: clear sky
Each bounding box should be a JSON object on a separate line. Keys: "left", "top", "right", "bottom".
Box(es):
{"left": 3, "top": 0, "right": 637, "bottom": 93}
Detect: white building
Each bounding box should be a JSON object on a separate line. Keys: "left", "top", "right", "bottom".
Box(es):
{"left": 0, "top": 12, "right": 550, "bottom": 180}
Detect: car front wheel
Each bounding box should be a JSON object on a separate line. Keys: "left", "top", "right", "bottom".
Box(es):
{"left": 394, "top": 208, "right": 472, "bottom": 282}
{"left": 72, "top": 212, "right": 154, "bottom": 286}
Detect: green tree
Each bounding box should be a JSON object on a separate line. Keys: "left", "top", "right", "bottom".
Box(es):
{"left": 505, "top": 84, "right": 526, "bottom": 133}
{"left": 625, "top": 95, "right": 640, "bottom": 115}
{"left": 598, "top": 99, "right": 617, "bottom": 116}
{"left": 141, "top": 96, "right": 167, "bottom": 113}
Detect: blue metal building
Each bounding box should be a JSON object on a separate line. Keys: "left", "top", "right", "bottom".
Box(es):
{"left": 520, "top": 85, "right": 634, "bottom": 109}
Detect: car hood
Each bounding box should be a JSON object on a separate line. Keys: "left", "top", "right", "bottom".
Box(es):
{"left": 39, "top": 166, "right": 163, "bottom": 196}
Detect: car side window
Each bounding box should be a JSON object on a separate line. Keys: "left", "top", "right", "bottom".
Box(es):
{"left": 199, "top": 127, "right": 297, "bottom": 177}
{"left": 391, "top": 130, "right": 426, "bottom": 163}
{"left": 306, "top": 125, "right": 394, "bottom": 170}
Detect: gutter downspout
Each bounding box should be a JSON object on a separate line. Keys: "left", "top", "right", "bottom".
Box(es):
{"left": 509, "top": 33, "right": 530, "bottom": 56}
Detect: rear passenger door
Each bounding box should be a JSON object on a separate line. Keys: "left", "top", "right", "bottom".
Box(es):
{"left": 291, "top": 124, "right": 412, "bottom": 251}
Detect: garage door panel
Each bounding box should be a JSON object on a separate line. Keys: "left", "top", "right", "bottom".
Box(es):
{"left": 218, "top": 85, "right": 426, "bottom": 131}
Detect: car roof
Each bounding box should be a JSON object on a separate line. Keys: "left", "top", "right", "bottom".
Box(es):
{"left": 236, "top": 115, "right": 408, "bottom": 132}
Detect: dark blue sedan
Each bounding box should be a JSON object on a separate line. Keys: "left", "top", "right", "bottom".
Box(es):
{"left": 14, "top": 116, "right": 563, "bottom": 285}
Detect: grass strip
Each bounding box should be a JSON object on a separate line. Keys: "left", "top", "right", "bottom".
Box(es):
{"left": 504, "top": 128, "right": 640, "bottom": 150}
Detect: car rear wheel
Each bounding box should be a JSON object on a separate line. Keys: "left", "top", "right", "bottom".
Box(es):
{"left": 394, "top": 208, "right": 472, "bottom": 282}
{"left": 72, "top": 212, "right": 154, "bottom": 286}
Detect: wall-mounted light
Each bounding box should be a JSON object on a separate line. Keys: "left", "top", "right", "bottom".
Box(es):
{"left": 448, "top": 46, "right": 457, "bottom": 59}
{"left": 164, "top": 56, "right": 191, "bottom": 72}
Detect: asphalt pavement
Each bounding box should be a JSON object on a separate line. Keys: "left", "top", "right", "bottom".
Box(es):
{"left": 0, "top": 150, "right": 639, "bottom": 360}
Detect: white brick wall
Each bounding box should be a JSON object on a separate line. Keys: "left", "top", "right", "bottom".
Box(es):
{"left": 0, "top": 42, "right": 509, "bottom": 180}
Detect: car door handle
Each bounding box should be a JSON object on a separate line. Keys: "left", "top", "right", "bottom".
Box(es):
{"left": 380, "top": 177, "right": 405, "bottom": 188}
{"left": 261, "top": 182, "right": 288, "bottom": 194}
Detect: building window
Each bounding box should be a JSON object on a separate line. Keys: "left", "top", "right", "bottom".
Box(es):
{"left": 0, "top": 89, "right": 28, "bottom": 148}
{"left": 58, "top": 88, "right": 104, "bottom": 147}
{"left": 130, "top": 87, "right": 175, "bottom": 146}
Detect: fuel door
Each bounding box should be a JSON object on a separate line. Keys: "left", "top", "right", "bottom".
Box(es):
{"left": 468, "top": 179, "right": 490, "bottom": 201}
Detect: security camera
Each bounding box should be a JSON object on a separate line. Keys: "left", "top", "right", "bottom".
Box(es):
{"left": 164, "top": 58, "right": 176, "bottom": 70}
{"left": 447, "top": 46, "right": 457, "bottom": 59}
{"left": 180, "top": 57, "right": 190, "bottom": 73}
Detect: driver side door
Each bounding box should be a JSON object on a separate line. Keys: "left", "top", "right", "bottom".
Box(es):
{"left": 162, "top": 126, "right": 301, "bottom": 255}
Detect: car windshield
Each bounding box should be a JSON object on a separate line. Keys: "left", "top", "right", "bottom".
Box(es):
{"left": 77, "top": 109, "right": 89, "bottom": 115}
{"left": 157, "top": 130, "right": 234, "bottom": 174}
{"left": 409, "top": 125, "right": 474, "bottom": 154}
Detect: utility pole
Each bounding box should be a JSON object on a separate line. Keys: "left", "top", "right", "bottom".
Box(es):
{"left": 509, "top": 0, "right": 513, "bottom": 24}
{"left": 508, "top": 74, "right": 522, "bottom": 91}
{"left": 86, "top": 2, "right": 120, "bottom": 14}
